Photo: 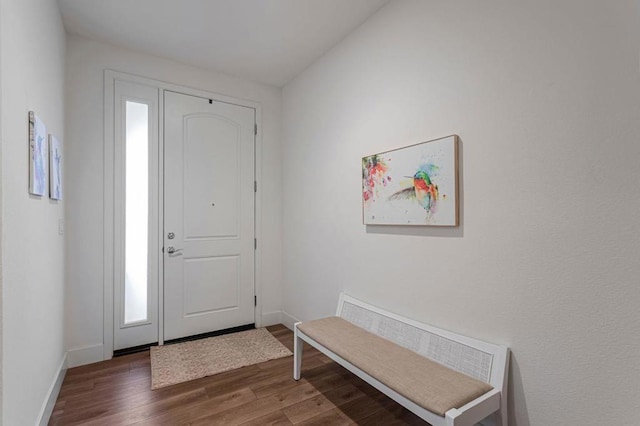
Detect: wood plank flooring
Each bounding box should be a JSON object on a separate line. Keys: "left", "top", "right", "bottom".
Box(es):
{"left": 50, "top": 325, "right": 429, "bottom": 425}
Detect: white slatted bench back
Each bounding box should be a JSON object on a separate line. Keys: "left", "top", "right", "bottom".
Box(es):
{"left": 337, "top": 293, "right": 508, "bottom": 392}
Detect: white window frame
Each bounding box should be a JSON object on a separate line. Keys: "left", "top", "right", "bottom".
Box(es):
{"left": 113, "top": 81, "right": 160, "bottom": 350}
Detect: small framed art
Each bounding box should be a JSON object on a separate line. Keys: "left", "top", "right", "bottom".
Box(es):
{"left": 49, "top": 134, "right": 62, "bottom": 200}
{"left": 29, "top": 111, "right": 48, "bottom": 196}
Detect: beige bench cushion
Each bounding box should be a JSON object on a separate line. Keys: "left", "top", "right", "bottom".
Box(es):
{"left": 297, "top": 316, "right": 493, "bottom": 417}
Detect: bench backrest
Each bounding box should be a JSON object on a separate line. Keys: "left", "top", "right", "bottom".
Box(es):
{"left": 337, "top": 293, "right": 509, "bottom": 392}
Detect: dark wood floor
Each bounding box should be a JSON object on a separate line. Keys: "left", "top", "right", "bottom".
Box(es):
{"left": 50, "top": 325, "right": 429, "bottom": 425}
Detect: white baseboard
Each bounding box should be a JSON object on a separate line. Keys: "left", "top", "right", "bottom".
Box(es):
{"left": 281, "top": 311, "right": 301, "bottom": 331}
{"left": 261, "top": 311, "right": 282, "bottom": 327}
{"left": 67, "top": 343, "right": 104, "bottom": 368}
{"left": 37, "top": 353, "right": 67, "bottom": 426}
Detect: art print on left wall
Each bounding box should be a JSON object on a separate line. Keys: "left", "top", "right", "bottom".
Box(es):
{"left": 49, "top": 134, "right": 62, "bottom": 200}
{"left": 362, "top": 135, "right": 459, "bottom": 226}
{"left": 29, "top": 111, "right": 48, "bottom": 196}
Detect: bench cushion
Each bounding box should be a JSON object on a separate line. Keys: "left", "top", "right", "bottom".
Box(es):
{"left": 297, "top": 316, "right": 493, "bottom": 417}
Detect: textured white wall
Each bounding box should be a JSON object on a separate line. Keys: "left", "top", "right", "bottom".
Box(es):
{"left": 0, "top": 1, "right": 4, "bottom": 422}
{"left": 0, "top": 0, "right": 67, "bottom": 424}
{"left": 282, "top": 1, "right": 640, "bottom": 425}
{"left": 65, "top": 35, "right": 283, "bottom": 365}
{"left": 0, "top": 1, "right": 3, "bottom": 421}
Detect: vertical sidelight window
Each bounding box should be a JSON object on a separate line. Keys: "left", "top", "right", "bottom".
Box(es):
{"left": 112, "top": 77, "right": 158, "bottom": 351}
{"left": 124, "top": 101, "right": 149, "bottom": 324}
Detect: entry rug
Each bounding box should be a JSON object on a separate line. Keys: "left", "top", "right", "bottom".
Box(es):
{"left": 150, "top": 328, "right": 292, "bottom": 389}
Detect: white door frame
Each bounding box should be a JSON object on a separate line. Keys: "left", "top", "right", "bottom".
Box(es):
{"left": 103, "top": 69, "right": 264, "bottom": 360}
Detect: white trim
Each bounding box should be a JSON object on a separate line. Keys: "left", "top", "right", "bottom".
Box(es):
{"left": 157, "top": 89, "right": 165, "bottom": 346}
{"left": 103, "top": 71, "right": 115, "bottom": 360}
{"left": 281, "top": 311, "right": 300, "bottom": 331}
{"left": 36, "top": 353, "right": 67, "bottom": 426}
{"left": 103, "top": 70, "right": 264, "bottom": 358}
{"left": 67, "top": 344, "right": 104, "bottom": 368}
{"left": 253, "top": 106, "right": 264, "bottom": 328}
{"left": 105, "top": 70, "right": 263, "bottom": 110}
{"left": 156, "top": 89, "right": 165, "bottom": 345}
{"left": 112, "top": 82, "right": 160, "bottom": 350}
{"left": 261, "top": 311, "right": 282, "bottom": 327}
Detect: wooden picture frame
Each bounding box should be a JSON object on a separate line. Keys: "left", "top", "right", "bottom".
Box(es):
{"left": 362, "top": 135, "right": 459, "bottom": 226}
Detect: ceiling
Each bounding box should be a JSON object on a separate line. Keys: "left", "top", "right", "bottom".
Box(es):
{"left": 57, "top": 0, "right": 391, "bottom": 87}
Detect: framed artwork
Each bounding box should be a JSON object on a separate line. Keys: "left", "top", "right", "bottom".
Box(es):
{"left": 29, "top": 111, "right": 48, "bottom": 196}
{"left": 362, "top": 135, "right": 459, "bottom": 226}
{"left": 49, "top": 134, "right": 62, "bottom": 200}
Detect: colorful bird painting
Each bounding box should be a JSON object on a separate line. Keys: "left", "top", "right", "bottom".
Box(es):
{"left": 389, "top": 169, "right": 439, "bottom": 212}
{"left": 362, "top": 136, "right": 457, "bottom": 226}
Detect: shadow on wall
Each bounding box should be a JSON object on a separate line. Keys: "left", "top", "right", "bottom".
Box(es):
{"left": 365, "top": 138, "right": 465, "bottom": 238}
{"left": 508, "top": 353, "right": 531, "bottom": 426}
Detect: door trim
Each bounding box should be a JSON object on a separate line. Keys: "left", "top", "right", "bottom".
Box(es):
{"left": 103, "top": 69, "right": 265, "bottom": 360}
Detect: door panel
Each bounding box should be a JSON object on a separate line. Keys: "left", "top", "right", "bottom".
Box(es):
{"left": 163, "top": 91, "right": 255, "bottom": 341}
{"left": 183, "top": 114, "right": 240, "bottom": 239}
{"left": 183, "top": 256, "right": 240, "bottom": 315}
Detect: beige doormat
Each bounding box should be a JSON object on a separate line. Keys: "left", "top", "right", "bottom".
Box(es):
{"left": 150, "top": 328, "right": 292, "bottom": 389}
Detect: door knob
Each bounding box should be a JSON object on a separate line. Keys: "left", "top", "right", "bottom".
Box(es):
{"left": 166, "top": 246, "right": 183, "bottom": 254}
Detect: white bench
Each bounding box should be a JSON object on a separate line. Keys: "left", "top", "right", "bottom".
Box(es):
{"left": 293, "top": 293, "right": 510, "bottom": 426}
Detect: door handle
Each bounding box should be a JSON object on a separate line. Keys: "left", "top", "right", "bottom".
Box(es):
{"left": 166, "top": 246, "right": 183, "bottom": 254}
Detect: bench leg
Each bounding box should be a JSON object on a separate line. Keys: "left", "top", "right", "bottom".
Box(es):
{"left": 293, "top": 323, "right": 303, "bottom": 380}
{"left": 498, "top": 381, "right": 508, "bottom": 426}
{"left": 500, "top": 407, "right": 508, "bottom": 426}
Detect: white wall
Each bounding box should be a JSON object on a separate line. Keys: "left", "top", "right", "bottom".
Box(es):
{"left": 65, "top": 35, "right": 283, "bottom": 365}
{"left": 0, "top": 0, "right": 4, "bottom": 421}
{"left": 0, "top": 0, "right": 67, "bottom": 424}
{"left": 282, "top": 1, "right": 640, "bottom": 425}
{"left": 0, "top": 0, "right": 4, "bottom": 420}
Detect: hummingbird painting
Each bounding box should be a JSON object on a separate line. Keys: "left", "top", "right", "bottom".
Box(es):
{"left": 389, "top": 169, "right": 439, "bottom": 213}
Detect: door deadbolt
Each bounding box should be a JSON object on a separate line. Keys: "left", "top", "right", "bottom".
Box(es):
{"left": 167, "top": 232, "right": 175, "bottom": 239}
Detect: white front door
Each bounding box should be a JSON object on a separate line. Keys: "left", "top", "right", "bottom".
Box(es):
{"left": 163, "top": 91, "right": 256, "bottom": 341}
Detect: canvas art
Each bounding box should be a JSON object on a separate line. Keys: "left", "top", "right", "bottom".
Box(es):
{"left": 29, "top": 111, "right": 48, "bottom": 196}
{"left": 362, "top": 135, "right": 459, "bottom": 226}
{"left": 49, "top": 134, "right": 62, "bottom": 200}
